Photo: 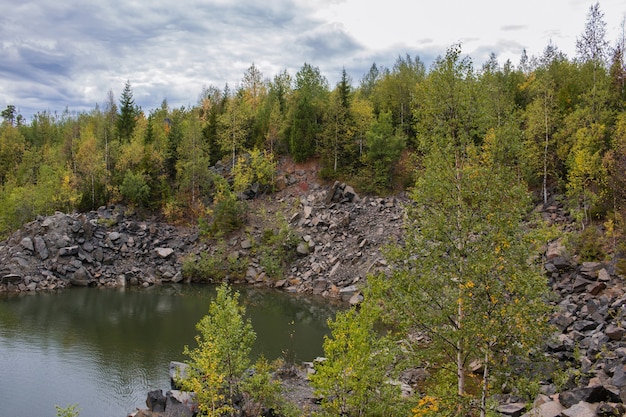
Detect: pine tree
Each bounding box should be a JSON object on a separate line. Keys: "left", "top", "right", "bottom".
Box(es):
{"left": 117, "top": 81, "right": 137, "bottom": 142}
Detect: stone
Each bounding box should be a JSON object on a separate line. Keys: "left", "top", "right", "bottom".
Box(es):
{"left": 296, "top": 242, "right": 309, "bottom": 256}
{"left": 521, "top": 400, "right": 564, "bottom": 417}
{"left": 34, "top": 236, "right": 48, "bottom": 260}
{"left": 2, "top": 274, "right": 22, "bottom": 284}
{"left": 59, "top": 246, "right": 79, "bottom": 256}
{"left": 20, "top": 237, "right": 34, "bottom": 252}
{"left": 240, "top": 239, "right": 252, "bottom": 250}
{"left": 164, "top": 390, "right": 196, "bottom": 417}
{"left": 605, "top": 324, "right": 625, "bottom": 341}
{"left": 497, "top": 402, "right": 526, "bottom": 417}
{"left": 169, "top": 362, "right": 188, "bottom": 389}
{"left": 155, "top": 247, "right": 174, "bottom": 259}
{"left": 303, "top": 205, "right": 313, "bottom": 219}
{"left": 559, "top": 386, "right": 617, "bottom": 408}
{"left": 561, "top": 401, "right": 596, "bottom": 417}
{"left": 146, "top": 389, "right": 166, "bottom": 412}
{"left": 598, "top": 268, "right": 611, "bottom": 282}
{"left": 70, "top": 267, "right": 91, "bottom": 286}
{"left": 108, "top": 231, "right": 121, "bottom": 241}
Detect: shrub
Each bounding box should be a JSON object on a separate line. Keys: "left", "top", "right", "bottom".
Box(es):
{"left": 180, "top": 284, "right": 256, "bottom": 416}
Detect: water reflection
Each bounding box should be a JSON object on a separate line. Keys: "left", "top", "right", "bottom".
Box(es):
{"left": 0, "top": 285, "right": 342, "bottom": 417}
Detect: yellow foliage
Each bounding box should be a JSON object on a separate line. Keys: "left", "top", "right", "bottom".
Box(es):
{"left": 412, "top": 395, "right": 440, "bottom": 417}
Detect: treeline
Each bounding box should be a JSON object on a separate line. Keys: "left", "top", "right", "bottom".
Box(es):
{"left": 1, "top": 4, "right": 625, "bottom": 240}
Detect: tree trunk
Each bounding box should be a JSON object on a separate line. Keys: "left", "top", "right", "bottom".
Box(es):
{"left": 480, "top": 348, "right": 489, "bottom": 417}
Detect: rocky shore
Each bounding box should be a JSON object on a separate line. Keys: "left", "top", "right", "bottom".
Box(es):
{"left": 3, "top": 177, "right": 626, "bottom": 416}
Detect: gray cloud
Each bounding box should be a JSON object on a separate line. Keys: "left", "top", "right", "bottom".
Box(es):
{"left": 3, "top": 0, "right": 601, "bottom": 120}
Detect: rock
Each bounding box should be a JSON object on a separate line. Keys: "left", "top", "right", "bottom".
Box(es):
{"left": 70, "top": 267, "right": 92, "bottom": 286}
{"left": 521, "top": 400, "right": 564, "bottom": 417}
{"left": 561, "top": 401, "right": 597, "bottom": 417}
{"left": 146, "top": 389, "right": 166, "bottom": 412}
{"left": 59, "top": 246, "right": 79, "bottom": 256}
{"left": 164, "top": 390, "right": 196, "bottom": 417}
{"left": 349, "top": 292, "right": 363, "bottom": 305}
{"left": 598, "top": 268, "right": 611, "bottom": 282}
{"left": 2, "top": 274, "right": 22, "bottom": 284}
{"left": 240, "top": 239, "right": 252, "bottom": 250}
{"left": 559, "top": 386, "right": 618, "bottom": 408}
{"left": 20, "top": 237, "right": 34, "bottom": 252}
{"left": 34, "top": 236, "right": 48, "bottom": 260}
{"left": 169, "top": 361, "right": 188, "bottom": 389}
{"left": 155, "top": 247, "right": 174, "bottom": 259}
{"left": 109, "top": 231, "right": 121, "bottom": 241}
{"left": 497, "top": 402, "right": 527, "bottom": 417}
{"left": 605, "top": 324, "right": 625, "bottom": 341}
{"left": 296, "top": 242, "right": 309, "bottom": 256}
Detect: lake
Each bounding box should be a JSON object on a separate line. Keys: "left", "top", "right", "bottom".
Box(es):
{"left": 0, "top": 284, "right": 341, "bottom": 417}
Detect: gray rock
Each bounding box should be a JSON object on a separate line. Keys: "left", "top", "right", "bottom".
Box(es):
{"left": 20, "top": 237, "right": 34, "bottom": 252}
{"left": 2, "top": 274, "right": 22, "bottom": 284}
{"left": 296, "top": 242, "right": 309, "bottom": 256}
{"left": 155, "top": 247, "right": 174, "bottom": 259}
{"left": 497, "top": 402, "right": 526, "bottom": 417}
{"left": 70, "top": 267, "right": 92, "bottom": 286}
{"left": 561, "top": 401, "right": 596, "bottom": 417}
{"left": 521, "top": 400, "right": 564, "bottom": 417}
{"left": 146, "top": 389, "right": 166, "bottom": 412}
{"left": 59, "top": 246, "right": 79, "bottom": 256}
{"left": 34, "top": 237, "right": 48, "bottom": 260}
{"left": 605, "top": 324, "right": 625, "bottom": 340}
{"left": 164, "top": 390, "right": 196, "bottom": 417}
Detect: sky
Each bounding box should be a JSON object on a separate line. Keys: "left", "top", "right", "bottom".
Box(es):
{"left": 1, "top": 0, "right": 626, "bottom": 121}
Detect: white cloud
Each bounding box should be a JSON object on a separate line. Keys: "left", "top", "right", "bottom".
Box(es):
{"left": 1, "top": 0, "right": 625, "bottom": 120}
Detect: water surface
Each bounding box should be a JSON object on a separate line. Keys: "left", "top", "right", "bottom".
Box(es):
{"left": 0, "top": 285, "right": 340, "bottom": 417}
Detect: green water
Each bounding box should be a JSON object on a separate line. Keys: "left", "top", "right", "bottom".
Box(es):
{"left": 0, "top": 284, "right": 341, "bottom": 417}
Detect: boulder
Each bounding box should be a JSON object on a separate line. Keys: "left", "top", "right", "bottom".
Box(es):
{"left": 521, "top": 400, "right": 564, "bottom": 417}
{"left": 561, "top": 401, "right": 597, "bottom": 417}
{"left": 34, "top": 236, "right": 48, "bottom": 260}
{"left": 164, "top": 390, "right": 196, "bottom": 417}
{"left": 146, "top": 389, "right": 166, "bottom": 412}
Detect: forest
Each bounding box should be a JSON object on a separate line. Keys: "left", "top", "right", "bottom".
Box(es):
{"left": 0, "top": 4, "right": 625, "bottom": 245}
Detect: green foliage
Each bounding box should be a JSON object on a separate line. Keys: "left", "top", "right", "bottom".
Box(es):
{"left": 358, "top": 110, "right": 406, "bottom": 193}
{"left": 240, "top": 357, "right": 300, "bottom": 417}
{"left": 370, "top": 142, "right": 552, "bottom": 415}
{"left": 201, "top": 176, "right": 247, "bottom": 238}
{"left": 119, "top": 171, "right": 150, "bottom": 207}
{"left": 255, "top": 212, "right": 299, "bottom": 280}
{"left": 574, "top": 226, "right": 606, "bottom": 261}
{"left": 182, "top": 243, "right": 246, "bottom": 282}
{"left": 117, "top": 80, "right": 138, "bottom": 142}
{"left": 233, "top": 148, "right": 277, "bottom": 193}
{"left": 180, "top": 283, "right": 256, "bottom": 416}
{"left": 310, "top": 300, "right": 407, "bottom": 417}
{"left": 55, "top": 403, "right": 80, "bottom": 417}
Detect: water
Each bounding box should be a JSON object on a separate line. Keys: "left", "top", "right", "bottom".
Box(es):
{"left": 0, "top": 285, "right": 341, "bottom": 417}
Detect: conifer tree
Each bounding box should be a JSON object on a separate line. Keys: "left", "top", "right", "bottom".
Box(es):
{"left": 117, "top": 81, "right": 138, "bottom": 142}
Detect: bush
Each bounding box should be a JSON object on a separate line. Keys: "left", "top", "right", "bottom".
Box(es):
{"left": 180, "top": 284, "right": 256, "bottom": 416}
{"left": 119, "top": 170, "right": 150, "bottom": 207}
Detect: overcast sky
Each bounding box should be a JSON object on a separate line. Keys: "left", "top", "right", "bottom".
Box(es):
{"left": 2, "top": 0, "right": 625, "bottom": 121}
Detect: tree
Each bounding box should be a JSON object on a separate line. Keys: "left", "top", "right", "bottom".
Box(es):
{"left": 1, "top": 105, "right": 17, "bottom": 126}
{"left": 117, "top": 81, "right": 138, "bottom": 142}
{"left": 576, "top": 2, "right": 609, "bottom": 66}
{"left": 218, "top": 91, "right": 252, "bottom": 170}
{"left": 288, "top": 63, "right": 328, "bottom": 161}
{"left": 310, "top": 299, "right": 407, "bottom": 416}
{"left": 371, "top": 142, "right": 551, "bottom": 415}
{"left": 180, "top": 284, "right": 256, "bottom": 416}
{"left": 413, "top": 44, "right": 477, "bottom": 153}
{"left": 361, "top": 111, "right": 405, "bottom": 192}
